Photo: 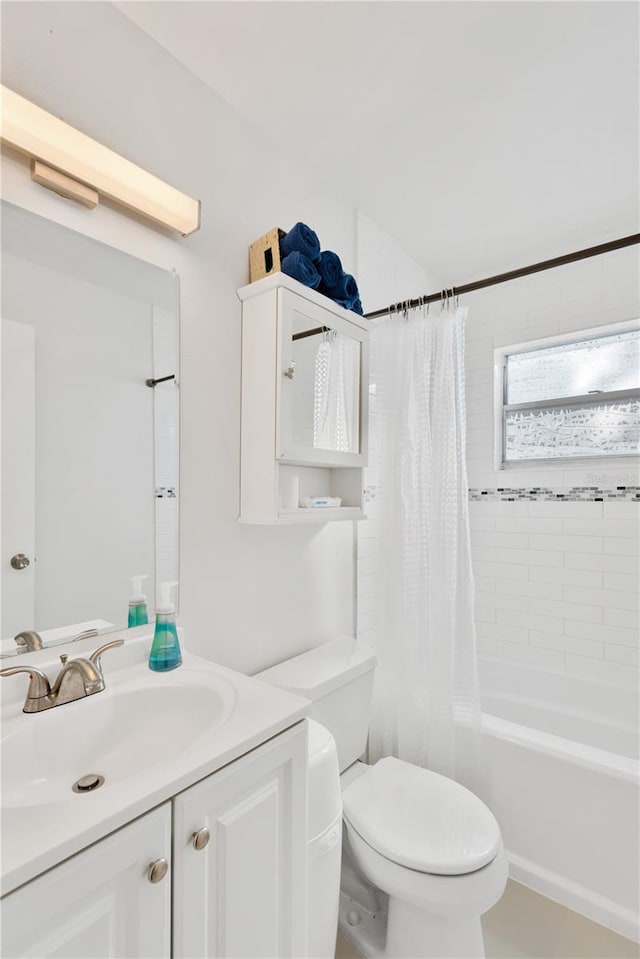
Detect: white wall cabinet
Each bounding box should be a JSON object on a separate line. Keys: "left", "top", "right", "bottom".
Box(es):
{"left": 237, "top": 273, "right": 369, "bottom": 524}
{"left": 1, "top": 804, "right": 172, "bottom": 959}
{"left": 1, "top": 724, "right": 307, "bottom": 959}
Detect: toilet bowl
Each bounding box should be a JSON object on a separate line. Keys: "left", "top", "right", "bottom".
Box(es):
{"left": 256, "top": 638, "right": 507, "bottom": 959}
{"left": 339, "top": 758, "right": 507, "bottom": 958}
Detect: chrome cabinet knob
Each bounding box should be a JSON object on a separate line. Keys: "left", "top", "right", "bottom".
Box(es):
{"left": 192, "top": 827, "right": 210, "bottom": 851}
{"left": 147, "top": 858, "right": 169, "bottom": 883}
{"left": 10, "top": 554, "right": 30, "bottom": 570}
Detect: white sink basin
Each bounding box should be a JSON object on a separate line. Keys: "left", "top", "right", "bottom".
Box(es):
{"left": 2, "top": 675, "right": 236, "bottom": 809}
{"left": 0, "top": 635, "right": 309, "bottom": 896}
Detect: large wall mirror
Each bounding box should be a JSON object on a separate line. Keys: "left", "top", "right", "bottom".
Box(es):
{"left": 1, "top": 201, "right": 179, "bottom": 656}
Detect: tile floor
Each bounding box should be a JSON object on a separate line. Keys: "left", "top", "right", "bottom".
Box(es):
{"left": 335, "top": 880, "right": 640, "bottom": 959}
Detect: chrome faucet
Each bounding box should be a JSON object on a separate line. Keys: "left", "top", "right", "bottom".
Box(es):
{"left": 0, "top": 639, "right": 124, "bottom": 713}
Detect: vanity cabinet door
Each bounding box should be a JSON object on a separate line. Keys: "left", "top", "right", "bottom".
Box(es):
{"left": 173, "top": 722, "right": 308, "bottom": 959}
{"left": 1, "top": 804, "right": 172, "bottom": 959}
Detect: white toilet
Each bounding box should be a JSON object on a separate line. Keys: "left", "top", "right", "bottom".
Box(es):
{"left": 257, "top": 637, "right": 507, "bottom": 959}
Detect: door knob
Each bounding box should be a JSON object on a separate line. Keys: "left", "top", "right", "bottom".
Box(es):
{"left": 192, "top": 827, "right": 210, "bottom": 851}
{"left": 147, "top": 858, "right": 169, "bottom": 883}
{"left": 10, "top": 554, "right": 30, "bottom": 570}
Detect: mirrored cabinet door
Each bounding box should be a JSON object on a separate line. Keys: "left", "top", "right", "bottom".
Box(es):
{"left": 276, "top": 288, "right": 368, "bottom": 468}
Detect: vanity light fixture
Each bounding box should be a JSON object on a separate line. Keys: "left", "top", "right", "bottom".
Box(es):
{"left": 0, "top": 85, "right": 200, "bottom": 236}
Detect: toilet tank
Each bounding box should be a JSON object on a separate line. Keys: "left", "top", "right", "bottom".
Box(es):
{"left": 256, "top": 638, "right": 377, "bottom": 773}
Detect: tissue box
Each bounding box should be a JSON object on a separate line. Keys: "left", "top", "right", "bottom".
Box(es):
{"left": 249, "top": 227, "right": 286, "bottom": 283}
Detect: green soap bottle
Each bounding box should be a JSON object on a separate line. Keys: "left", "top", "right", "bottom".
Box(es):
{"left": 128, "top": 574, "right": 149, "bottom": 627}
{"left": 149, "top": 581, "right": 181, "bottom": 672}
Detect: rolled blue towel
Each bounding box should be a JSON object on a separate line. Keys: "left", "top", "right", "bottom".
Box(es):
{"left": 334, "top": 295, "right": 362, "bottom": 313}
{"left": 324, "top": 272, "right": 359, "bottom": 303}
{"left": 317, "top": 250, "right": 343, "bottom": 289}
{"left": 281, "top": 251, "right": 321, "bottom": 289}
{"left": 280, "top": 222, "right": 321, "bottom": 263}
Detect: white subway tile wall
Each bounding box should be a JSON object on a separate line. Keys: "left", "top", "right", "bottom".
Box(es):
{"left": 153, "top": 308, "right": 179, "bottom": 588}
{"left": 470, "top": 499, "right": 639, "bottom": 686}
{"left": 357, "top": 247, "right": 640, "bottom": 689}
{"left": 465, "top": 247, "right": 639, "bottom": 686}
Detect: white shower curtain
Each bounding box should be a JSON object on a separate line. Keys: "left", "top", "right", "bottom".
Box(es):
{"left": 367, "top": 306, "right": 483, "bottom": 791}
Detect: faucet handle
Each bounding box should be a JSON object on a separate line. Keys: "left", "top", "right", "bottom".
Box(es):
{"left": 72, "top": 629, "right": 99, "bottom": 643}
{"left": 0, "top": 665, "right": 52, "bottom": 708}
{"left": 89, "top": 639, "right": 124, "bottom": 673}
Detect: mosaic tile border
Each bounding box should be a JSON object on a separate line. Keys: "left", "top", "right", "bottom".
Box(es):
{"left": 155, "top": 486, "right": 177, "bottom": 499}
{"left": 468, "top": 487, "right": 639, "bottom": 502}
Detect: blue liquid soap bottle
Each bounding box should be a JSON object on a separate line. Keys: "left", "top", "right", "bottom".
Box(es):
{"left": 128, "top": 574, "right": 149, "bottom": 628}
{"left": 149, "top": 581, "right": 182, "bottom": 672}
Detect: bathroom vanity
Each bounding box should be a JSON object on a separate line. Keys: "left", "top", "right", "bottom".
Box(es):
{"left": 0, "top": 633, "right": 310, "bottom": 958}
{"left": 237, "top": 273, "right": 369, "bottom": 524}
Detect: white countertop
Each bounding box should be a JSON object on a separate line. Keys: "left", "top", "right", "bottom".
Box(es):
{"left": 0, "top": 631, "right": 309, "bottom": 896}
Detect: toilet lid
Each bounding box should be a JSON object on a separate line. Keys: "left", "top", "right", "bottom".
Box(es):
{"left": 342, "top": 757, "right": 501, "bottom": 876}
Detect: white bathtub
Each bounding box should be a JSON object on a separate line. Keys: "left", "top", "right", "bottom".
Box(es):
{"left": 478, "top": 656, "right": 639, "bottom": 942}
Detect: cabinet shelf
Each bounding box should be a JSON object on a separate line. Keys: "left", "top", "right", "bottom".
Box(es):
{"left": 265, "top": 507, "right": 365, "bottom": 525}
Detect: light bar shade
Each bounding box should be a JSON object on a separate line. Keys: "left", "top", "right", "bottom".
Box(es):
{"left": 1, "top": 85, "right": 200, "bottom": 236}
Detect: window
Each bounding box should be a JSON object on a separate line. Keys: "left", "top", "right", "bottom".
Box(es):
{"left": 496, "top": 325, "right": 640, "bottom": 466}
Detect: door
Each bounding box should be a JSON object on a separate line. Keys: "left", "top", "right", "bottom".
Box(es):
{"left": 1, "top": 318, "right": 36, "bottom": 639}
{"left": 173, "top": 723, "right": 308, "bottom": 959}
{"left": 1, "top": 804, "right": 172, "bottom": 958}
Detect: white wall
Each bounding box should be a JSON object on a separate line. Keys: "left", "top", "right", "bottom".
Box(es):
{"left": 1, "top": 3, "right": 433, "bottom": 674}
{"left": 1, "top": 0, "right": 362, "bottom": 673}
{"left": 465, "top": 247, "right": 640, "bottom": 688}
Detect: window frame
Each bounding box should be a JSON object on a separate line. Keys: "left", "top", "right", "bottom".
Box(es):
{"left": 493, "top": 319, "right": 640, "bottom": 470}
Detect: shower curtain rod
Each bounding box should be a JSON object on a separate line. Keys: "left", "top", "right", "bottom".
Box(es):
{"left": 363, "top": 233, "right": 640, "bottom": 320}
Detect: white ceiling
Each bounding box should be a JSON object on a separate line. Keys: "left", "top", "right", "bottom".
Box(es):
{"left": 118, "top": 1, "right": 639, "bottom": 283}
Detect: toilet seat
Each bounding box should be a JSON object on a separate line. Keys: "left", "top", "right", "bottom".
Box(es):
{"left": 342, "top": 756, "right": 501, "bottom": 876}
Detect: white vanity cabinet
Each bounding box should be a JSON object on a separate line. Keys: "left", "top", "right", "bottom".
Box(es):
{"left": 173, "top": 722, "right": 307, "bottom": 958}
{"left": 1, "top": 804, "right": 172, "bottom": 959}
{"left": 237, "top": 273, "right": 369, "bottom": 524}
{"left": 1, "top": 724, "right": 307, "bottom": 959}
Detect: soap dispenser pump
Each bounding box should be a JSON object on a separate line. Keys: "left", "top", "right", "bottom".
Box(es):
{"left": 128, "top": 574, "right": 149, "bottom": 628}
{"left": 148, "top": 581, "right": 181, "bottom": 672}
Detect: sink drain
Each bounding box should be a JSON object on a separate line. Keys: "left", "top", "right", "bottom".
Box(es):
{"left": 72, "top": 773, "right": 105, "bottom": 794}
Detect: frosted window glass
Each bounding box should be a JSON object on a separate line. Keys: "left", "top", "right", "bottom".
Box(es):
{"left": 507, "top": 330, "right": 640, "bottom": 404}
{"left": 505, "top": 398, "right": 640, "bottom": 460}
